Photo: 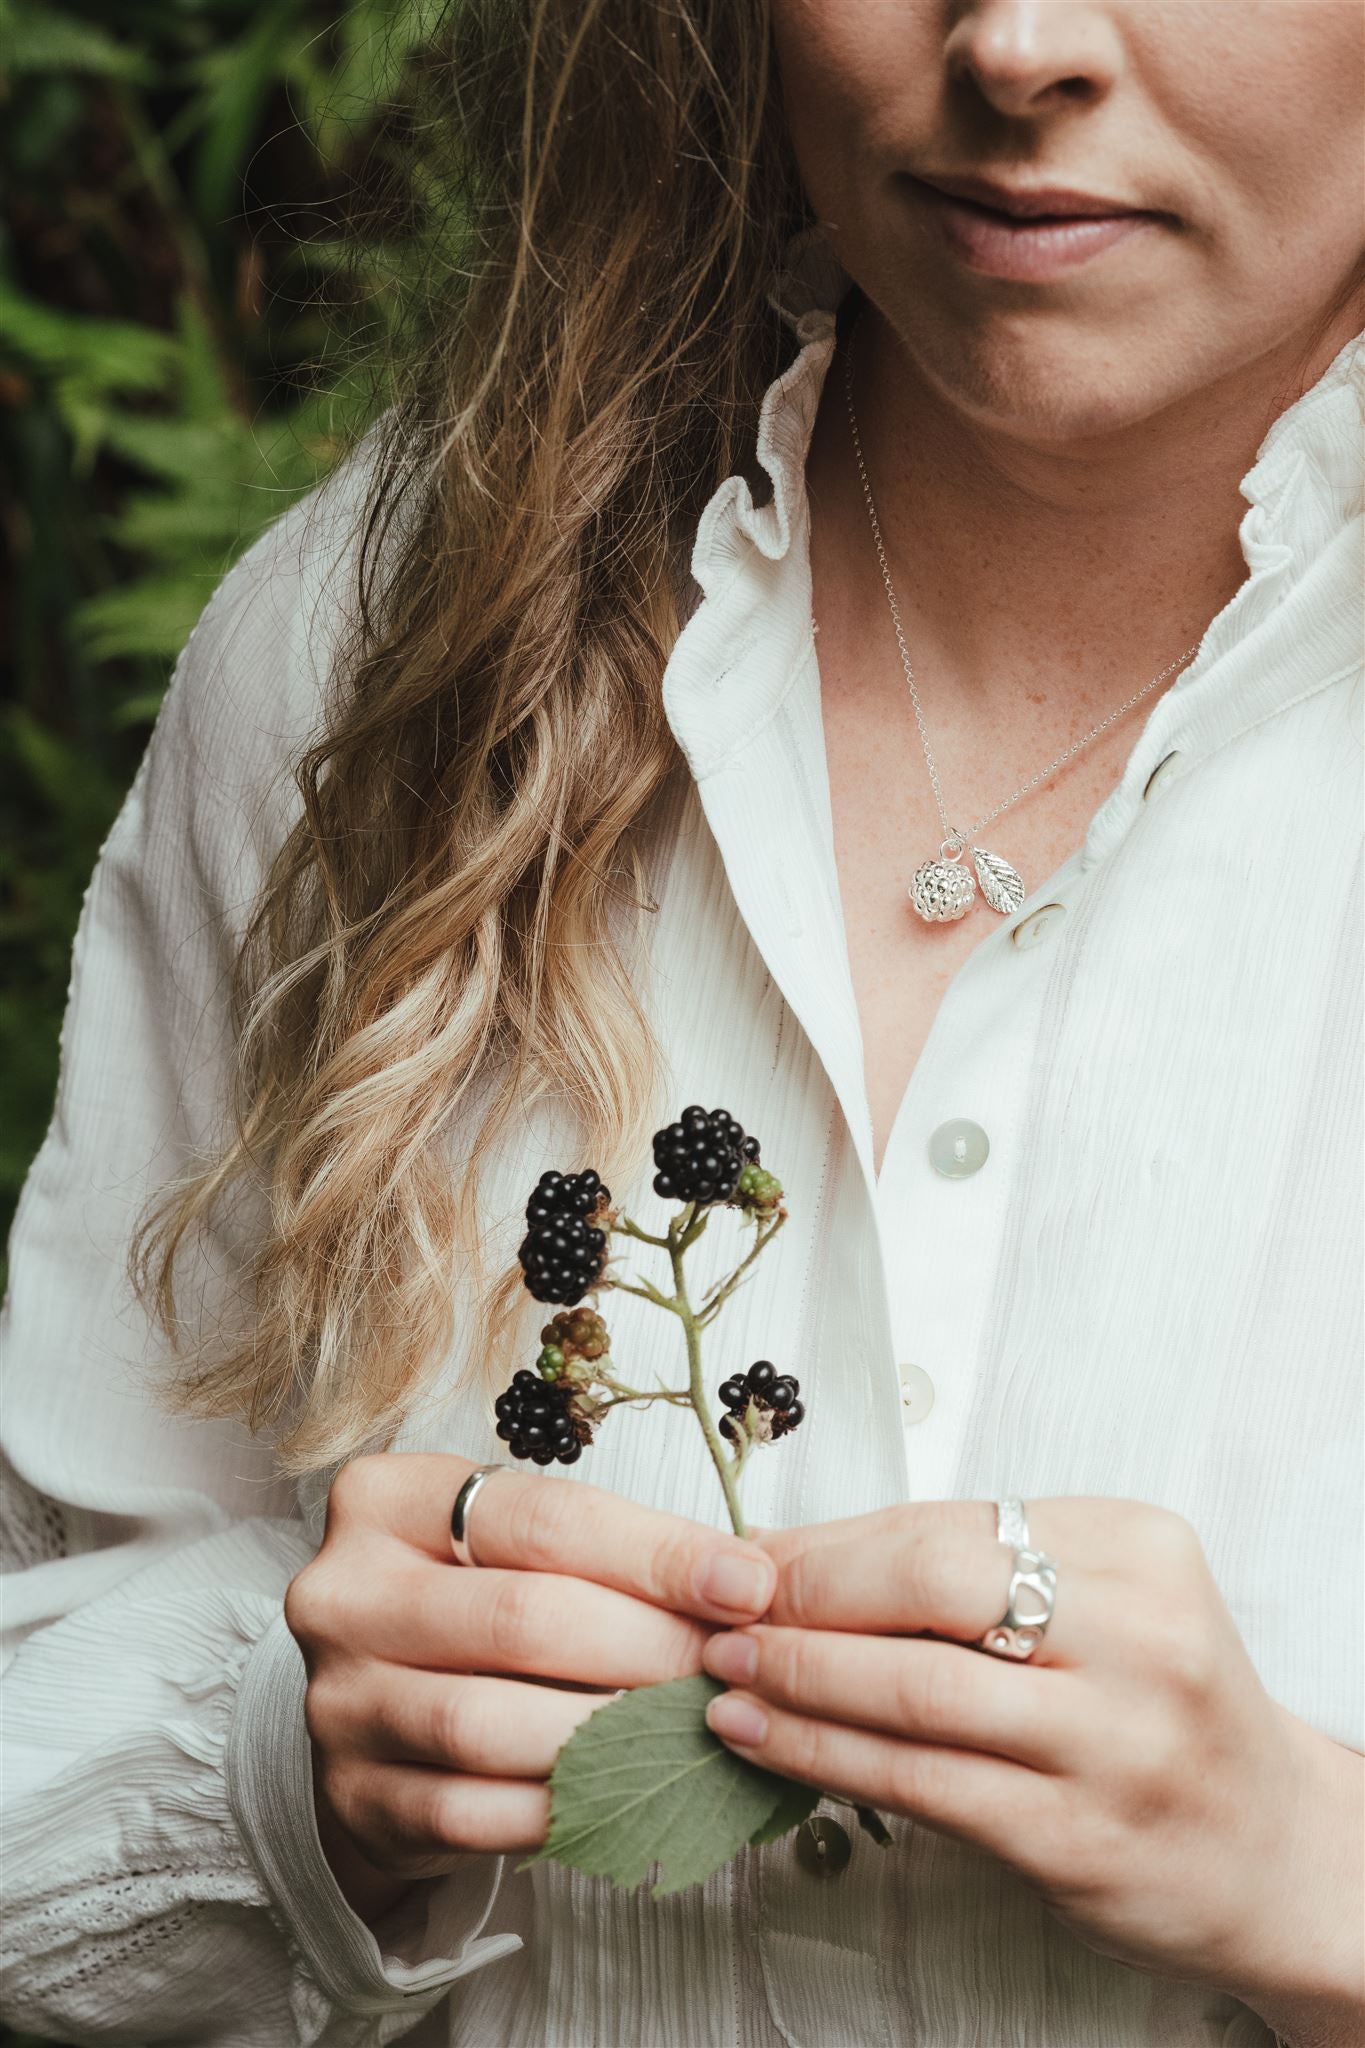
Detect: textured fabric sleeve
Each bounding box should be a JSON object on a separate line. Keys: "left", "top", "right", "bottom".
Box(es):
{"left": 0, "top": 453, "right": 520, "bottom": 2044}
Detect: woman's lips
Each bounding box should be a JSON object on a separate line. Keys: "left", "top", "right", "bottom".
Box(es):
{"left": 905, "top": 176, "right": 1159, "bottom": 282}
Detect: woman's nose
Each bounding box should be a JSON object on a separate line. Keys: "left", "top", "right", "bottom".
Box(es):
{"left": 944, "top": 0, "right": 1124, "bottom": 118}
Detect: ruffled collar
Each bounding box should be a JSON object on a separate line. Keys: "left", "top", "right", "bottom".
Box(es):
{"left": 676, "top": 221, "right": 1362, "bottom": 791}
{"left": 739, "top": 220, "right": 1362, "bottom": 593}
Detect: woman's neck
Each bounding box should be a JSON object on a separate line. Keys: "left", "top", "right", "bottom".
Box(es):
{"left": 806, "top": 296, "right": 1359, "bottom": 715}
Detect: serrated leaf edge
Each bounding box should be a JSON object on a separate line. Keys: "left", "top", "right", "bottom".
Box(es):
{"left": 518, "top": 1675, "right": 802, "bottom": 1896}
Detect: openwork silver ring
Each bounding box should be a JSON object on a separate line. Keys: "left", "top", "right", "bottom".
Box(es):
{"left": 449, "top": 1463, "right": 513, "bottom": 1568}
{"left": 978, "top": 1497, "right": 1057, "bottom": 1662}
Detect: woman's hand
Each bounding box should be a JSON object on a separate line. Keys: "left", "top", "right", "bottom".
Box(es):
{"left": 700, "top": 1498, "right": 1364, "bottom": 2048}
{"left": 285, "top": 1451, "right": 776, "bottom": 1921}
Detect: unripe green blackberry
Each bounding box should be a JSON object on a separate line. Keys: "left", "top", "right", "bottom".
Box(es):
{"left": 735, "top": 1162, "right": 784, "bottom": 1215}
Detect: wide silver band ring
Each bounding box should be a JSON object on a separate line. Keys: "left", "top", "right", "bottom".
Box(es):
{"left": 449, "top": 1463, "right": 513, "bottom": 1568}
{"left": 977, "top": 1496, "right": 1057, "bottom": 1662}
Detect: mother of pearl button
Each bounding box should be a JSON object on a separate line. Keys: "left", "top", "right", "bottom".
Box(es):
{"left": 898, "top": 1362, "right": 935, "bottom": 1425}
{"left": 928, "top": 1118, "right": 990, "bottom": 1178}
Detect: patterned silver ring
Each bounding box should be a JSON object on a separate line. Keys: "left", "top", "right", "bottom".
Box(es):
{"left": 977, "top": 1497, "right": 1057, "bottom": 1661}
{"left": 449, "top": 1463, "right": 513, "bottom": 1568}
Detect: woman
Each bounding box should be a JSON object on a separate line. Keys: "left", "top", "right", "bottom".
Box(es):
{"left": 2, "top": 0, "right": 1362, "bottom": 2042}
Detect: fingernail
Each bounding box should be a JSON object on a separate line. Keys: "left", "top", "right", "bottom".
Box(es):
{"left": 703, "top": 1631, "right": 758, "bottom": 1684}
{"left": 699, "top": 1551, "right": 773, "bottom": 1616}
{"left": 707, "top": 1693, "right": 769, "bottom": 1748}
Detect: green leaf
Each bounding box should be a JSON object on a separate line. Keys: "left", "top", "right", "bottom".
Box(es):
{"left": 0, "top": 291, "right": 175, "bottom": 391}
{"left": 748, "top": 1773, "right": 820, "bottom": 1848}
{"left": 523, "top": 1675, "right": 814, "bottom": 1897}
{"left": 189, "top": 8, "right": 309, "bottom": 221}
{"left": 3, "top": 6, "right": 150, "bottom": 80}
{"left": 75, "top": 577, "right": 209, "bottom": 661}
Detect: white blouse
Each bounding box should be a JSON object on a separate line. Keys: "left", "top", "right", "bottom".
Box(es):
{"left": 2, "top": 224, "right": 1362, "bottom": 2048}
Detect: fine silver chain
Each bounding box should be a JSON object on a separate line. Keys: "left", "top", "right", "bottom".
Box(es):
{"left": 843, "top": 309, "right": 1201, "bottom": 862}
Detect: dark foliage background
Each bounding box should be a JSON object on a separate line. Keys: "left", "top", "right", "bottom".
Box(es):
{"left": 1, "top": 8, "right": 463, "bottom": 2039}
{"left": 1, "top": 0, "right": 456, "bottom": 1284}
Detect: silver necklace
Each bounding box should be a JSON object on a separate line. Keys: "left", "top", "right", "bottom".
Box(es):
{"left": 842, "top": 309, "right": 1200, "bottom": 924}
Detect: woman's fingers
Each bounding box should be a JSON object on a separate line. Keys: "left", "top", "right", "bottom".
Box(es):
{"left": 328, "top": 1451, "right": 777, "bottom": 1624}
{"left": 362, "top": 1554, "right": 712, "bottom": 1686}
{"left": 758, "top": 1497, "right": 1133, "bottom": 1582}
{"left": 345, "top": 1669, "right": 613, "bottom": 1776}
{"left": 764, "top": 1517, "right": 1094, "bottom": 1665}
{"left": 701, "top": 1626, "right": 1083, "bottom": 1769}
{"left": 703, "top": 1691, "right": 1059, "bottom": 1865}
{"left": 331, "top": 1758, "right": 551, "bottom": 1871}
{"left": 756, "top": 1499, "right": 991, "bottom": 1574}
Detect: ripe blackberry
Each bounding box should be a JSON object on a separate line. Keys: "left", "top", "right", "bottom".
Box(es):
{"left": 718, "top": 1359, "right": 805, "bottom": 1444}
{"left": 652, "top": 1105, "right": 761, "bottom": 1206}
{"left": 493, "top": 1367, "right": 591, "bottom": 1466}
{"left": 517, "top": 1168, "right": 612, "bottom": 1305}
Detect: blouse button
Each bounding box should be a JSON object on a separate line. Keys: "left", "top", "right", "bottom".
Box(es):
{"left": 899, "top": 1362, "right": 935, "bottom": 1425}
{"left": 1142, "top": 749, "right": 1182, "bottom": 800}
{"left": 1011, "top": 901, "right": 1067, "bottom": 951}
{"left": 794, "top": 1815, "right": 852, "bottom": 1878}
{"left": 928, "top": 1118, "right": 990, "bottom": 1178}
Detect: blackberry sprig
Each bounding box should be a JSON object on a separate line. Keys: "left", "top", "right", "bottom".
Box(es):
{"left": 504, "top": 1109, "right": 792, "bottom": 1532}
{"left": 500, "top": 1113, "right": 888, "bottom": 1888}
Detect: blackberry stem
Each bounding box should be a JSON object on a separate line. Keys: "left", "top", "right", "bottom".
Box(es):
{"left": 610, "top": 1214, "right": 671, "bottom": 1252}
{"left": 696, "top": 1209, "right": 789, "bottom": 1326}
{"left": 596, "top": 1389, "right": 693, "bottom": 1411}
{"left": 667, "top": 1206, "right": 749, "bottom": 1539}
{"left": 608, "top": 1277, "right": 678, "bottom": 1311}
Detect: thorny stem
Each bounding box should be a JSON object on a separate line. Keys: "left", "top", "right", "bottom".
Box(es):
{"left": 667, "top": 1208, "right": 750, "bottom": 1539}
{"left": 608, "top": 1277, "right": 677, "bottom": 1310}
{"left": 697, "top": 1209, "right": 789, "bottom": 1326}
{"left": 610, "top": 1214, "right": 671, "bottom": 1252}
{"left": 594, "top": 1368, "right": 693, "bottom": 1410}
{"left": 595, "top": 1199, "right": 786, "bottom": 1539}
{"left": 595, "top": 1390, "right": 693, "bottom": 1411}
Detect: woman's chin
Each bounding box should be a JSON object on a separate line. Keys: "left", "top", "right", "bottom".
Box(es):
{"left": 903, "top": 310, "right": 1208, "bottom": 448}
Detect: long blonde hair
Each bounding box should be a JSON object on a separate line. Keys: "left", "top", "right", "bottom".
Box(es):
{"left": 129, "top": 0, "right": 808, "bottom": 1475}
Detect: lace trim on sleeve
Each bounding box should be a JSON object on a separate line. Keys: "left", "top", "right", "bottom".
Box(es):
{"left": 2, "top": 1574, "right": 455, "bottom": 2043}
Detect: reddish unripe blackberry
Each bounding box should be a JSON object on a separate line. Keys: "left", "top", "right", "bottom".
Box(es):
{"left": 493, "top": 1368, "right": 590, "bottom": 1465}
{"left": 652, "top": 1105, "right": 761, "bottom": 1206}
{"left": 517, "top": 1168, "right": 611, "bottom": 1304}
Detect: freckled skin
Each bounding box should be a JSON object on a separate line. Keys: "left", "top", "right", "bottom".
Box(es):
{"left": 770, "top": 0, "right": 1365, "bottom": 1165}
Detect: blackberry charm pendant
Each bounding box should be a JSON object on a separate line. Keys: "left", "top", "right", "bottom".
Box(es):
{"left": 910, "top": 834, "right": 1026, "bottom": 923}
{"left": 846, "top": 306, "right": 1201, "bottom": 935}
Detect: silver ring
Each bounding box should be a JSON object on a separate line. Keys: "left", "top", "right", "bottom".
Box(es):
{"left": 449, "top": 1464, "right": 513, "bottom": 1568}
{"left": 977, "top": 1497, "right": 1057, "bottom": 1661}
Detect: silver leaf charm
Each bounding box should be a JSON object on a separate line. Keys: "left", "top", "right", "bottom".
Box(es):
{"left": 972, "top": 845, "right": 1025, "bottom": 916}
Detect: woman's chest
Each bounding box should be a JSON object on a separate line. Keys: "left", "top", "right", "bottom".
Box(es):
{"left": 414, "top": 694, "right": 1361, "bottom": 1737}
{"left": 817, "top": 646, "right": 1159, "bottom": 1173}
